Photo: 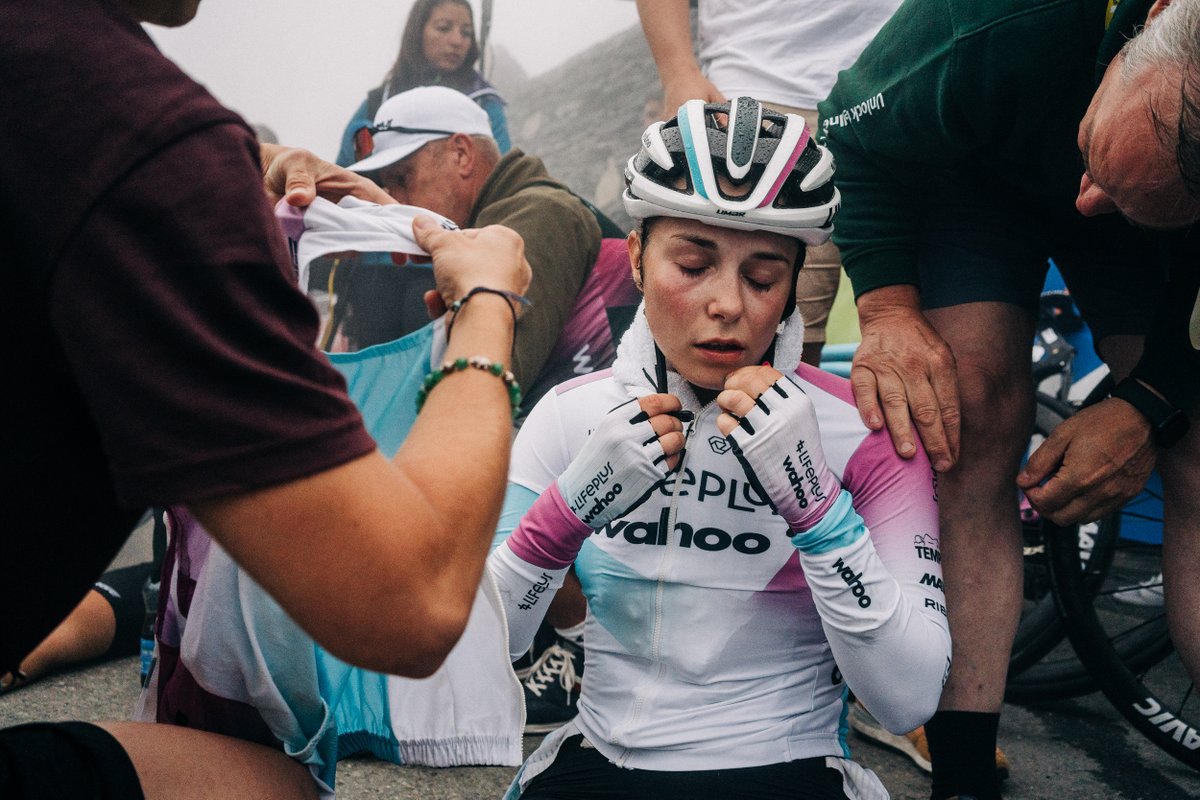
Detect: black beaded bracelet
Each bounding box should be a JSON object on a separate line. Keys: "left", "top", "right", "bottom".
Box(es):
{"left": 446, "top": 287, "right": 530, "bottom": 340}
{"left": 416, "top": 355, "right": 523, "bottom": 416}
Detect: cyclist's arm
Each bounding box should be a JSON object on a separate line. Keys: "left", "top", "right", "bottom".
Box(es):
{"left": 488, "top": 388, "right": 576, "bottom": 657}
{"left": 488, "top": 485, "right": 576, "bottom": 660}
{"left": 489, "top": 388, "right": 684, "bottom": 656}
{"left": 795, "top": 431, "right": 949, "bottom": 735}
{"left": 716, "top": 367, "right": 949, "bottom": 734}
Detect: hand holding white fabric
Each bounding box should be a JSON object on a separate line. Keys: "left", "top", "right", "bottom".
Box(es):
{"left": 717, "top": 367, "right": 842, "bottom": 533}
{"left": 556, "top": 394, "right": 687, "bottom": 529}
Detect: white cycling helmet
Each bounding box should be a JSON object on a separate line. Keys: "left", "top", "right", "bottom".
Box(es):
{"left": 623, "top": 97, "right": 839, "bottom": 246}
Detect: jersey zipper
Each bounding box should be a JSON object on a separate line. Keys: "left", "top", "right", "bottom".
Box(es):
{"left": 613, "top": 403, "right": 708, "bottom": 765}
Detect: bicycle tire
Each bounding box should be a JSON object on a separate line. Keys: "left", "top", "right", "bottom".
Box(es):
{"left": 1005, "top": 511, "right": 1123, "bottom": 701}
{"left": 1045, "top": 519, "right": 1199, "bottom": 770}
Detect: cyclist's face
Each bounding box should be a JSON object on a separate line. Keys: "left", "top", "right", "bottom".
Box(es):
{"left": 422, "top": 2, "right": 473, "bottom": 74}
{"left": 1077, "top": 50, "right": 1200, "bottom": 229}
{"left": 631, "top": 218, "right": 797, "bottom": 391}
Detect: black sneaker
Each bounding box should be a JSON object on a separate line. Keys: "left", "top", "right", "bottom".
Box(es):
{"left": 522, "top": 638, "right": 583, "bottom": 734}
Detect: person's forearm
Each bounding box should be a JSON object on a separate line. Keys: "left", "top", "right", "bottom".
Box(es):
{"left": 635, "top": 0, "right": 701, "bottom": 86}
{"left": 398, "top": 293, "right": 519, "bottom": 596}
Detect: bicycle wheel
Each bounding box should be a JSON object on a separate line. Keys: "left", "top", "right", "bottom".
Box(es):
{"left": 1045, "top": 508, "right": 1199, "bottom": 770}
{"left": 1007, "top": 393, "right": 1121, "bottom": 683}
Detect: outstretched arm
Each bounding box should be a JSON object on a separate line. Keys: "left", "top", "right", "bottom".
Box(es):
{"left": 190, "top": 220, "right": 531, "bottom": 678}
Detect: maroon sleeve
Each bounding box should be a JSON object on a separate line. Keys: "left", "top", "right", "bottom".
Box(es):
{"left": 50, "top": 122, "right": 376, "bottom": 506}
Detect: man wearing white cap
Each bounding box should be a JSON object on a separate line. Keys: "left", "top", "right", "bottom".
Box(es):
{"left": 347, "top": 86, "right": 604, "bottom": 416}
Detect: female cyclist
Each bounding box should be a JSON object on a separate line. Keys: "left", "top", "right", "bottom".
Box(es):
{"left": 488, "top": 98, "right": 952, "bottom": 799}
{"left": 335, "top": 0, "right": 509, "bottom": 166}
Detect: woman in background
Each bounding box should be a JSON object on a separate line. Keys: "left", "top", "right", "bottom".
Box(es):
{"left": 336, "top": 0, "right": 510, "bottom": 165}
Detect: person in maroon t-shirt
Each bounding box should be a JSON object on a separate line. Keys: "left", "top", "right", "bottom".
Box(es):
{"left": 0, "top": 0, "right": 532, "bottom": 797}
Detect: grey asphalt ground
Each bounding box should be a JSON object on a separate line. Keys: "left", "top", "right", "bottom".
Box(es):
{"left": 4, "top": 521, "right": 1200, "bottom": 799}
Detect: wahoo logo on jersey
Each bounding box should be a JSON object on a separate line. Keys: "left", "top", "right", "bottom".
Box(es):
{"left": 596, "top": 506, "right": 772, "bottom": 555}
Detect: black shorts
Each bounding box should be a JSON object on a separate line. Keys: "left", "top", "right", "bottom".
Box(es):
{"left": 519, "top": 735, "right": 854, "bottom": 800}
{"left": 916, "top": 200, "right": 1164, "bottom": 342}
{"left": 0, "top": 722, "right": 144, "bottom": 799}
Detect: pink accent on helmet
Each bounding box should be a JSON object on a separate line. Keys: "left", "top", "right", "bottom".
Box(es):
{"left": 758, "top": 126, "right": 810, "bottom": 209}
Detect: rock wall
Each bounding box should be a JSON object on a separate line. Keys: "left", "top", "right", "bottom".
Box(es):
{"left": 503, "top": 25, "right": 662, "bottom": 233}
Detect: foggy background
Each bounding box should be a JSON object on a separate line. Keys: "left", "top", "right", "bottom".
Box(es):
{"left": 149, "top": 0, "right": 643, "bottom": 160}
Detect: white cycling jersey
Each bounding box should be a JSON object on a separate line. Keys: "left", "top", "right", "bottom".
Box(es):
{"left": 489, "top": 306, "right": 950, "bottom": 779}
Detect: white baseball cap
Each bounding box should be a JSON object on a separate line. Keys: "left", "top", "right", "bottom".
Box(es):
{"left": 347, "top": 86, "right": 493, "bottom": 174}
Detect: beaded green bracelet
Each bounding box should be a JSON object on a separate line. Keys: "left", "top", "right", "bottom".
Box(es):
{"left": 416, "top": 356, "right": 523, "bottom": 416}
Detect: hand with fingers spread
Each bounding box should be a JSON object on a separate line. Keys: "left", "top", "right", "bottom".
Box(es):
{"left": 557, "top": 394, "right": 689, "bottom": 529}
{"left": 717, "top": 366, "right": 842, "bottom": 534}
{"left": 1018, "top": 397, "right": 1157, "bottom": 525}
{"left": 261, "top": 143, "right": 394, "bottom": 208}
{"left": 851, "top": 286, "right": 960, "bottom": 472}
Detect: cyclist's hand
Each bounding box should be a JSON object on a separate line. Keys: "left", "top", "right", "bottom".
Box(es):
{"left": 717, "top": 366, "right": 842, "bottom": 532}
{"left": 413, "top": 218, "right": 532, "bottom": 322}
{"left": 851, "top": 286, "right": 960, "bottom": 472}
{"left": 556, "top": 395, "right": 688, "bottom": 529}
{"left": 261, "top": 143, "right": 394, "bottom": 208}
{"left": 1018, "top": 397, "right": 1157, "bottom": 524}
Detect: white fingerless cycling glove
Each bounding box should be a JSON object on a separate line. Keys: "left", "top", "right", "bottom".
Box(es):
{"left": 725, "top": 374, "right": 842, "bottom": 534}
{"left": 556, "top": 398, "right": 680, "bottom": 529}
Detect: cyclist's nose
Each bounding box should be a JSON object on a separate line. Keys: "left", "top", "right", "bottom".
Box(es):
{"left": 707, "top": 273, "right": 743, "bottom": 321}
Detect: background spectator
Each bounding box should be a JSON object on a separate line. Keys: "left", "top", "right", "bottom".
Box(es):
{"left": 336, "top": 0, "right": 510, "bottom": 166}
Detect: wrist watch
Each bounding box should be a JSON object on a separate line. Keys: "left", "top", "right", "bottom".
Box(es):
{"left": 1110, "top": 378, "right": 1191, "bottom": 447}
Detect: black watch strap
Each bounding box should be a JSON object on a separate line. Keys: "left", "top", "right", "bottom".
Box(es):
{"left": 1110, "top": 378, "right": 1191, "bottom": 447}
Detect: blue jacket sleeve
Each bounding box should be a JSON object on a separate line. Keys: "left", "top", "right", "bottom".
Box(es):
{"left": 335, "top": 98, "right": 373, "bottom": 167}
{"left": 477, "top": 94, "right": 511, "bottom": 154}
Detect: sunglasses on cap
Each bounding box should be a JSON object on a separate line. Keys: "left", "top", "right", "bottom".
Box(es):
{"left": 352, "top": 122, "right": 457, "bottom": 162}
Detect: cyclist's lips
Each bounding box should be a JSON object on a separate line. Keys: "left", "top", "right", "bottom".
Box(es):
{"left": 695, "top": 339, "right": 746, "bottom": 363}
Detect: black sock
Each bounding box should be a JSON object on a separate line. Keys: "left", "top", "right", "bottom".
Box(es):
{"left": 926, "top": 710, "right": 1001, "bottom": 800}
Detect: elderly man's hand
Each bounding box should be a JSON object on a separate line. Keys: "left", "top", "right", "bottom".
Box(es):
{"left": 411, "top": 217, "right": 532, "bottom": 320}
{"left": 851, "top": 285, "right": 960, "bottom": 472}
{"left": 260, "top": 143, "right": 393, "bottom": 208}
{"left": 1018, "top": 397, "right": 1157, "bottom": 525}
